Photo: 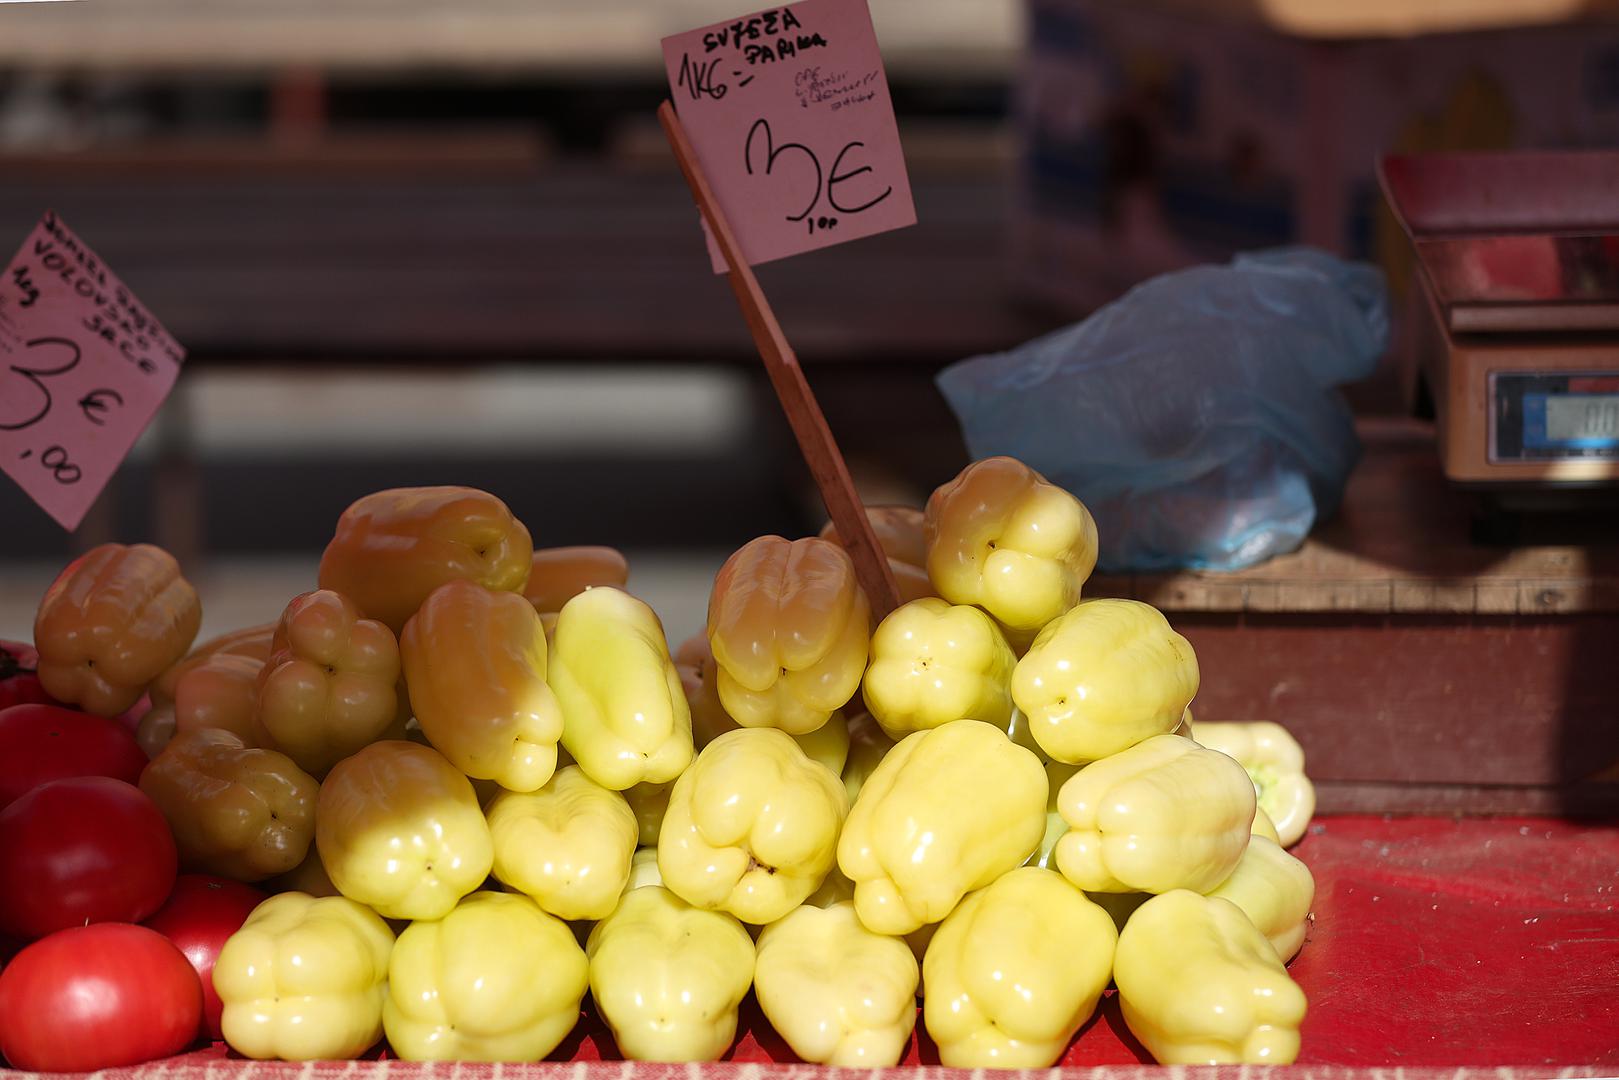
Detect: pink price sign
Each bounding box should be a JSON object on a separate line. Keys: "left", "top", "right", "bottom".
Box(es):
{"left": 661, "top": 0, "right": 916, "bottom": 272}
{"left": 0, "top": 211, "right": 185, "bottom": 531}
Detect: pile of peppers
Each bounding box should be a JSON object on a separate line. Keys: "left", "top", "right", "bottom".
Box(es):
{"left": 23, "top": 459, "right": 1318, "bottom": 1068}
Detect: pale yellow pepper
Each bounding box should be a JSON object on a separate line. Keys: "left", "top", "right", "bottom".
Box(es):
{"left": 840, "top": 710, "right": 896, "bottom": 805}
{"left": 402, "top": 579, "right": 562, "bottom": 792}
{"left": 1204, "top": 835, "right": 1315, "bottom": 962}
{"left": 384, "top": 891, "right": 588, "bottom": 1062}
{"left": 1013, "top": 599, "right": 1200, "bottom": 763}
{"left": 487, "top": 765, "right": 639, "bottom": 921}
{"left": 818, "top": 504, "right": 937, "bottom": 606}
{"left": 152, "top": 622, "right": 275, "bottom": 708}
{"left": 1190, "top": 720, "right": 1317, "bottom": 848}
{"left": 1029, "top": 760, "right": 1080, "bottom": 870}
{"left": 550, "top": 586, "right": 693, "bottom": 790}
{"left": 681, "top": 643, "right": 850, "bottom": 772}
{"left": 755, "top": 900, "right": 918, "bottom": 1066}
{"left": 316, "top": 740, "right": 493, "bottom": 920}
{"left": 624, "top": 780, "right": 674, "bottom": 847}
{"left": 523, "top": 545, "right": 629, "bottom": 614}
{"left": 923, "top": 457, "right": 1099, "bottom": 636}
{"left": 258, "top": 589, "right": 407, "bottom": 777}
{"left": 140, "top": 728, "right": 318, "bottom": 881}
{"left": 1114, "top": 890, "right": 1307, "bottom": 1064}
{"left": 33, "top": 543, "right": 202, "bottom": 717}
{"left": 172, "top": 652, "right": 269, "bottom": 746}
{"left": 1253, "top": 808, "right": 1282, "bottom": 844}
{"left": 1056, "top": 734, "right": 1255, "bottom": 894}
{"left": 659, "top": 728, "right": 847, "bottom": 924}
{"left": 625, "top": 845, "right": 663, "bottom": 891}
{"left": 135, "top": 701, "right": 176, "bottom": 759}
{"left": 318, "top": 486, "right": 533, "bottom": 634}
{"left": 586, "top": 885, "right": 755, "bottom": 1061}
{"left": 214, "top": 892, "right": 395, "bottom": 1061}
{"left": 924, "top": 866, "right": 1116, "bottom": 1068}
{"left": 838, "top": 719, "right": 1047, "bottom": 935}
{"left": 862, "top": 597, "right": 1016, "bottom": 740}
{"left": 1086, "top": 890, "right": 1150, "bottom": 934}
{"left": 707, "top": 535, "right": 870, "bottom": 735}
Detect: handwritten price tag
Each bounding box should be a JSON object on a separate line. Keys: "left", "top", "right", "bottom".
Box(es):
{"left": 662, "top": 0, "right": 916, "bottom": 272}
{"left": 0, "top": 211, "right": 185, "bottom": 531}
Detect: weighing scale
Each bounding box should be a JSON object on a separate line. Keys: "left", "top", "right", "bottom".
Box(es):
{"left": 1379, "top": 151, "right": 1619, "bottom": 489}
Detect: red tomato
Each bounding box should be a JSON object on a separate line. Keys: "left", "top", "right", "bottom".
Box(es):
{"left": 0, "top": 776, "right": 177, "bottom": 941}
{"left": 0, "top": 704, "right": 149, "bottom": 810}
{"left": 0, "top": 641, "right": 53, "bottom": 712}
{"left": 0, "top": 923, "right": 202, "bottom": 1071}
{"left": 143, "top": 875, "right": 266, "bottom": 1042}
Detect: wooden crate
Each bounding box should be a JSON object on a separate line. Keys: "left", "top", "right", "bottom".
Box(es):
{"left": 1091, "top": 419, "right": 1619, "bottom": 815}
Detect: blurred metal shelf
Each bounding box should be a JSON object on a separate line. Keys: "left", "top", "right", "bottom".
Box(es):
{"left": 0, "top": 0, "right": 1019, "bottom": 77}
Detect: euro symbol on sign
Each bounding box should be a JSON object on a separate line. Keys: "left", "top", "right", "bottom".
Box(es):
{"left": 78, "top": 388, "right": 123, "bottom": 426}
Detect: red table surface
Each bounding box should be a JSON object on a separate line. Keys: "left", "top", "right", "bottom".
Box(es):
{"left": 5, "top": 815, "right": 1618, "bottom": 1078}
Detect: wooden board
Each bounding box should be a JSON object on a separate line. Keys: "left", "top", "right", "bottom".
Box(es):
{"left": 1090, "top": 419, "right": 1619, "bottom": 616}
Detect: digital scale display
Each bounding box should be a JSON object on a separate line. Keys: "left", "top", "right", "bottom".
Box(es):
{"left": 1492, "top": 373, "right": 1619, "bottom": 462}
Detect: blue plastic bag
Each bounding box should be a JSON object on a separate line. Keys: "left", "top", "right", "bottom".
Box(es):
{"left": 936, "top": 248, "right": 1389, "bottom": 572}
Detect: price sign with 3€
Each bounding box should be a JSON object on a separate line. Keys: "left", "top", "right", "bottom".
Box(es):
{"left": 0, "top": 210, "right": 185, "bottom": 530}
{"left": 662, "top": 0, "right": 916, "bottom": 272}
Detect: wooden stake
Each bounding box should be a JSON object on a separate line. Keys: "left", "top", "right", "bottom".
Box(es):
{"left": 658, "top": 100, "right": 902, "bottom": 619}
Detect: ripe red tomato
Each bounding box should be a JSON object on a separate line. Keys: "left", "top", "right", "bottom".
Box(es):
{"left": 0, "top": 923, "right": 202, "bottom": 1071}
{"left": 0, "top": 641, "right": 53, "bottom": 712}
{"left": 0, "top": 776, "right": 177, "bottom": 941}
{"left": 0, "top": 704, "right": 149, "bottom": 810}
{"left": 143, "top": 875, "right": 267, "bottom": 1042}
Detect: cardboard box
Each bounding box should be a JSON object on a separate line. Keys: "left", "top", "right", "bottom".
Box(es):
{"left": 1012, "top": 0, "right": 1619, "bottom": 408}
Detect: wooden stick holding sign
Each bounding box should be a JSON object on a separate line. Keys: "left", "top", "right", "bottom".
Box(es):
{"left": 658, "top": 99, "right": 901, "bottom": 619}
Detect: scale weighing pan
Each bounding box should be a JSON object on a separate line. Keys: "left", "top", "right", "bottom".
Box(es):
{"left": 1378, "top": 151, "right": 1619, "bottom": 487}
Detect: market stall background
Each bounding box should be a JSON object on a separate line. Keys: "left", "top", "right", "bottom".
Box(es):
{"left": 1, "top": 2, "right": 1618, "bottom": 1067}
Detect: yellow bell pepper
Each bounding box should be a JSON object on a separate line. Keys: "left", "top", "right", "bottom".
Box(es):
{"left": 258, "top": 589, "right": 407, "bottom": 777}
{"left": 1190, "top": 720, "right": 1316, "bottom": 848}
{"left": 550, "top": 586, "right": 693, "bottom": 790}
{"left": 681, "top": 642, "right": 851, "bottom": 771}
{"left": 923, "top": 457, "right": 1099, "bottom": 636}
{"left": 315, "top": 740, "right": 493, "bottom": 920}
{"left": 1204, "top": 835, "right": 1315, "bottom": 962}
{"left": 1114, "top": 890, "right": 1307, "bottom": 1064}
{"left": 838, "top": 719, "right": 1047, "bottom": 935}
{"left": 862, "top": 597, "right": 1016, "bottom": 740}
{"left": 135, "top": 702, "right": 176, "bottom": 759}
{"left": 402, "top": 579, "right": 563, "bottom": 792}
{"left": 818, "top": 504, "right": 936, "bottom": 605}
{"left": 33, "top": 543, "right": 202, "bottom": 716}
{"left": 171, "top": 652, "right": 269, "bottom": 746}
{"left": 486, "top": 765, "right": 639, "bottom": 921}
{"left": 923, "top": 866, "right": 1116, "bottom": 1068}
{"left": 318, "top": 486, "right": 533, "bottom": 634}
{"left": 214, "top": 891, "right": 394, "bottom": 1061}
{"left": 1253, "top": 807, "right": 1282, "bottom": 844}
{"left": 754, "top": 900, "right": 918, "bottom": 1066}
{"left": 1030, "top": 760, "right": 1080, "bottom": 870}
{"left": 1056, "top": 734, "right": 1255, "bottom": 894}
{"left": 707, "top": 535, "right": 870, "bottom": 736}
{"left": 624, "top": 780, "right": 674, "bottom": 847}
{"left": 152, "top": 622, "right": 275, "bottom": 708}
{"left": 1013, "top": 599, "right": 1200, "bottom": 763}
{"left": 625, "top": 845, "right": 663, "bottom": 891}
{"left": 658, "top": 728, "right": 848, "bottom": 924}
{"left": 140, "top": 728, "right": 318, "bottom": 882}
{"left": 840, "top": 710, "right": 896, "bottom": 805}
{"left": 383, "top": 891, "right": 588, "bottom": 1062}
{"left": 523, "top": 545, "right": 629, "bottom": 614}
{"left": 586, "top": 884, "right": 755, "bottom": 1061}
